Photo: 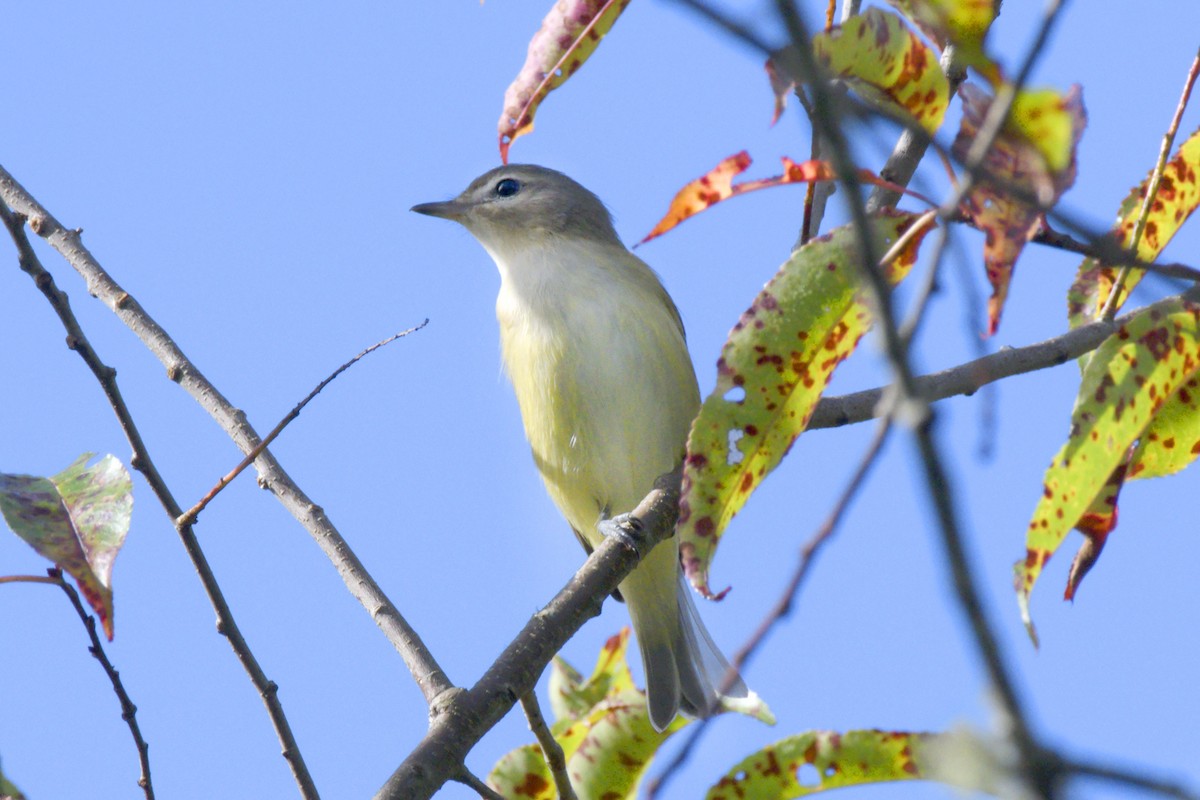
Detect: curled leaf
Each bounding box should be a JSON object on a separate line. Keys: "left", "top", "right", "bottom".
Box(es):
{"left": 497, "top": 0, "right": 632, "bottom": 162}
{"left": 640, "top": 152, "right": 917, "bottom": 245}
{"left": 953, "top": 83, "right": 1086, "bottom": 335}
{"left": 1016, "top": 298, "right": 1200, "bottom": 643}
{"left": 0, "top": 454, "right": 133, "bottom": 639}
{"left": 678, "top": 212, "right": 932, "bottom": 596}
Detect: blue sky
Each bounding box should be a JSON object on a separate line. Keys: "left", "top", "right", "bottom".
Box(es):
{"left": 2, "top": 2, "right": 1198, "bottom": 799}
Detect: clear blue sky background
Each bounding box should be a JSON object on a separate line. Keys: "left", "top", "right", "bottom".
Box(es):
{"left": 2, "top": 2, "right": 1198, "bottom": 799}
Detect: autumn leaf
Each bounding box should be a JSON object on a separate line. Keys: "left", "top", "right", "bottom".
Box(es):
{"left": 0, "top": 454, "right": 133, "bottom": 639}
{"left": 812, "top": 8, "right": 950, "bottom": 134}
{"left": 886, "top": 0, "right": 999, "bottom": 81}
{"left": 1016, "top": 298, "right": 1200, "bottom": 643}
{"left": 678, "top": 212, "right": 933, "bottom": 597}
{"left": 488, "top": 630, "right": 771, "bottom": 800}
{"left": 953, "top": 82, "right": 1086, "bottom": 336}
{"left": 497, "top": 0, "right": 631, "bottom": 163}
{"left": 640, "top": 152, "right": 920, "bottom": 245}
{"left": 708, "top": 729, "right": 931, "bottom": 799}
{"left": 1067, "top": 127, "right": 1200, "bottom": 328}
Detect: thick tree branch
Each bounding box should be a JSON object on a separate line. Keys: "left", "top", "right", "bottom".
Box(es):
{"left": 0, "top": 164, "right": 452, "bottom": 707}
{"left": 375, "top": 470, "right": 682, "bottom": 800}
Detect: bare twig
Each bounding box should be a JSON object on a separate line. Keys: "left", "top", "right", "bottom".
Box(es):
{"left": 1067, "top": 758, "right": 1199, "bottom": 800}
{"left": 1100, "top": 46, "right": 1200, "bottom": 320}
{"left": 375, "top": 469, "right": 683, "bottom": 800}
{"left": 452, "top": 769, "right": 508, "bottom": 800}
{"left": 178, "top": 323, "right": 428, "bottom": 528}
{"left": 0, "top": 200, "right": 320, "bottom": 800}
{"left": 520, "top": 691, "right": 577, "bottom": 800}
{"left": 0, "top": 164, "right": 453, "bottom": 707}
{"left": 648, "top": 417, "right": 893, "bottom": 799}
{"left": 46, "top": 569, "right": 156, "bottom": 800}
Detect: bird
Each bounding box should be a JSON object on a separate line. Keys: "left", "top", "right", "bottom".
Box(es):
{"left": 412, "top": 164, "right": 747, "bottom": 732}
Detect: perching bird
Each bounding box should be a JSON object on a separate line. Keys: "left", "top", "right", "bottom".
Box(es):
{"left": 412, "top": 164, "right": 746, "bottom": 731}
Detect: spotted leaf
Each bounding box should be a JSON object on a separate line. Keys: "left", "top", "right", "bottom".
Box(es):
{"left": 886, "top": 0, "right": 997, "bottom": 80}
{"left": 679, "top": 212, "right": 932, "bottom": 596}
{"left": 708, "top": 729, "right": 931, "bottom": 800}
{"left": 953, "top": 83, "right": 1086, "bottom": 335}
{"left": 0, "top": 454, "right": 132, "bottom": 639}
{"left": 1016, "top": 298, "right": 1200, "bottom": 643}
{"left": 811, "top": 7, "right": 949, "bottom": 134}
{"left": 640, "top": 152, "right": 916, "bottom": 245}
{"left": 489, "top": 629, "right": 770, "bottom": 800}
{"left": 1068, "top": 127, "right": 1200, "bottom": 328}
{"left": 497, "top": 0, "right": 631, "bottom": 163}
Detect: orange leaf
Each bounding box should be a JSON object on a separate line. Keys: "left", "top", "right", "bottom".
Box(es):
{"left": 640, "top": 153, "right": 922, "bottom": 245}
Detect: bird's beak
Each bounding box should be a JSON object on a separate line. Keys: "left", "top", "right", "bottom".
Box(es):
{"left": 411, "top": 199, "right": 469, "bottom": 220}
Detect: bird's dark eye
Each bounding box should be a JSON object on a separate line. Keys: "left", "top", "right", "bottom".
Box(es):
{"left": 495, "top": 178, "right": 521, "bottom": 197}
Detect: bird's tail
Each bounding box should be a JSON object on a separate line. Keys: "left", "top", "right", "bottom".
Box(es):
{"left": 622, "top": 541, "right": 748, "bottom": 732}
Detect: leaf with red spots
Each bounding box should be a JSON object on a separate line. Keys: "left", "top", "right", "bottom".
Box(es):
{"left": 886, "top": 0, "right": 998, "bottom": 80}
{"left": 708, "top": 729, "right": 932, "bottom": 799}
{"left": 1130, "top": 374, "right": 1200, "bottom": 479}
{"left": 678, "top": 212, "right": 933, "bottom": 596}
{"left": 1067, "top": 127, "right": 1200, "bottom": 328}
{"left": 953, "top": 83, "right": 1086, "bottom": 336}
{"left": 1016, "top": 298, "right": 1200, "bottom": 643}
{"left": 489, "top": 629, "right": 771, "bottom": 800}
{"left": 1063, "top": 455, "right": 1128, "bottom": 602}
{"left": 640, "top": 152, "right": 919, "bottom": 245}
{"left": 812, "top": 8, "right": 950, "bottom": 134}
{"left": 0, "top": 454, "right": 132, "bottom": 640}
{"left": 497, "top": 0, "right": 631, "bottom": 163}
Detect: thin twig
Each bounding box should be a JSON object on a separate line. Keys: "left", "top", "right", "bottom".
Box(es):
{"left": 0, "top": 164, "right": 454, "bottom": 707}
{"left": 452, "top": 769, "right": 508, "bottom": 800}
{"left": 0, "top": 199, "right": 320, "bottom": 800}
{"left": 1100, "top": 46, "right": 1200, "bottom": 320}
{"left": 178, "top": 323, "right": 428, "bottom": 527}
{"left": 771, "top": 1, "right": 1060, "bottom": 794}
{"left": 648, "top": 417, "right": 893, "bottom": 799}
{"left": 0, "top": 574, "right": 61, "bottom": 585}
{"left": 1067, "top": 758, "right": 1199, "bottom": 800}
{"left": 520, "top": 692, "right": 577, "bottom": 800}
{"left": 45, "top": 569, "right": 156, "bottom": 800}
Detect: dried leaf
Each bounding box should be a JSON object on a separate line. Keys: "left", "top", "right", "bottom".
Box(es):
{"left": 811, "top": 7, "right": 949, "bottom": 134}
{"left": 640, "top": 152, "right": 915, "bottom": 245}
{"left": 1016, "top": 298, "right": 1200, "bottom": 643}
{"left": 953, "top": 83, "right": 1086, "bottom": 335}
{"left": 1068, "top": 127, "right": 1200, "bottom": 327}
{"left": 678, "top": 212, "right": 932, "bottom": 596}
{"left": 1064, "top": 455, "right": 1128, "bottom": 602}
{"left": 0, "top": 454, "right": 132, "bottom": 639}
{"left": 497, "top": 0, "right": 631, "bottom": 163}
{"left": 708, "top": 729, "right": 931, "bottom": 799}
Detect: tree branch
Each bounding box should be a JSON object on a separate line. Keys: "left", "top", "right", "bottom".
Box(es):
{"left": 0, "top": 163, "right": 453, "bottom": 707}
{"left": 375, "top": 470, "right": 682, "bottom": 800}
{"left": 0, "top": 199, "right": 319, "bottom": 799}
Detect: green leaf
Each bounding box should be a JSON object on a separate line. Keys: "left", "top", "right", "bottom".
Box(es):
{"left": 678, "top": 211, "right": 932, "bottom": 596}
{"left": 488, "top": 744, "right": 556, "bottom": 800}
{"left": 953, "top": 82, "right": 1086, "bottom": 335}
{"left": 497, "top": 0, "right": 632, "bottom": 162}
{"left": 548, "top": 630, "right": 636, "bottom": 727}
{"left": 886, "top": 0, "right": 998, "bottom": 79}
{"left": 1068, "top": 127, "right": 1200, "bottom": 328}
{"left": 0, "top": 453, "right": 133, "bottom": 639}
{"left": 707, "top": 729, "right": 931, "bottom": 799}
{"left": 1016, "top": 298, "right": 1200, "bottom": 642}
{"left": 811, "top": 7, "right": 950, "bottom": 135}
{"left": 1130, "top": 374, "right": 1200, "bottom": 479}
